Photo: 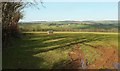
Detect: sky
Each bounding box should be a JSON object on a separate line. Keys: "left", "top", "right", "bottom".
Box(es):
{"left": 19, "top": 2, "right": 118, "bottom": 22}
{"left": 25, "top": 0, "right": 119, "bottom": 2}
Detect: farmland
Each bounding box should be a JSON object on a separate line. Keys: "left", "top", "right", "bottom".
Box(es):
{"left": 2, "top": 2, "right": 118, "bottom": 70}
{"left": 19, "top": 20, "right": 118, "bottom": 32}
{"left": 3, "top": 32, "right": 118, "bottom": 69}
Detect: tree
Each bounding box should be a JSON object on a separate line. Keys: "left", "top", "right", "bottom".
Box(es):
{"left": 2, "top": 1, "right": 42, "bottom": 48}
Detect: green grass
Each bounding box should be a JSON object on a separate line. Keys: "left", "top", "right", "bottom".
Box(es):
{"left": 3, "top": 32, "right": 118, "bottom": 69}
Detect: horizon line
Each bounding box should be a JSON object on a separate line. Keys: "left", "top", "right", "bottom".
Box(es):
{"left": 19, "top": 19, "right": 117, "bottom": 22}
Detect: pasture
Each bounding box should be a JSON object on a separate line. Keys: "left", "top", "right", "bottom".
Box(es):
{"left": 3, "top": 32, "right": 118, "bottom": 69}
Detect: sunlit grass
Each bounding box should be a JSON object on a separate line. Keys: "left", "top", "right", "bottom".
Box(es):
{"left": 23, "top": 31, "right": 118, "bottom": 35}
{"left": 3, "top": 32, "right": 118, "bottom": 69}
{"left": 43, "top": 38, "right": 66, "bottom": 43}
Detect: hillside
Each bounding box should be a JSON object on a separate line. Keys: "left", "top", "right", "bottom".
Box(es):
{"left": 19, "top": 20, "right": 118, "bottom": 32}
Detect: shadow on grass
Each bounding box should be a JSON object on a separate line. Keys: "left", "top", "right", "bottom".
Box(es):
{"left": 2, "top": 34, "right": 70, "bottom": 69}
{"left": 3, "top": 33, "right": 110, "bottom": 69}
{"left": 3, "top": 46, "right": 45, "bottom": 69}
{"left": 33, "top": 36, "right": 105, "bottom": 54}
{"left": 52, "top": 59, "right": 68, "bottom": 69}
{"left": 17, "top": 34, "right": 107, "bottom": 55}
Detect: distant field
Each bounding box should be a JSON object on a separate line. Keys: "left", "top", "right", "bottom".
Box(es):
{"left": 23, "top": 31, "right": 118, "bottom": 34}
{"left": 3, "top": 32, "right": 118, "bottom": 69}
{"left": 19, "top": 20, "right": 118, "bottom": 32}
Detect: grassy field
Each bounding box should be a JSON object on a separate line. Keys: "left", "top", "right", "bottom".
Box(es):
{"left": 19, "top": 20, "right": 118, "bottom": 32}
{"left": 3, "top": 32, "right": 118, "bottom": 69}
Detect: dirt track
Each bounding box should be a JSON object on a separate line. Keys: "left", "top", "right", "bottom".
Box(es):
{"left": 88, "top": 47, "right": 118, "bottom": 69}
{"left": 63, "top": 44, "right": 118, "bottom": 69}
